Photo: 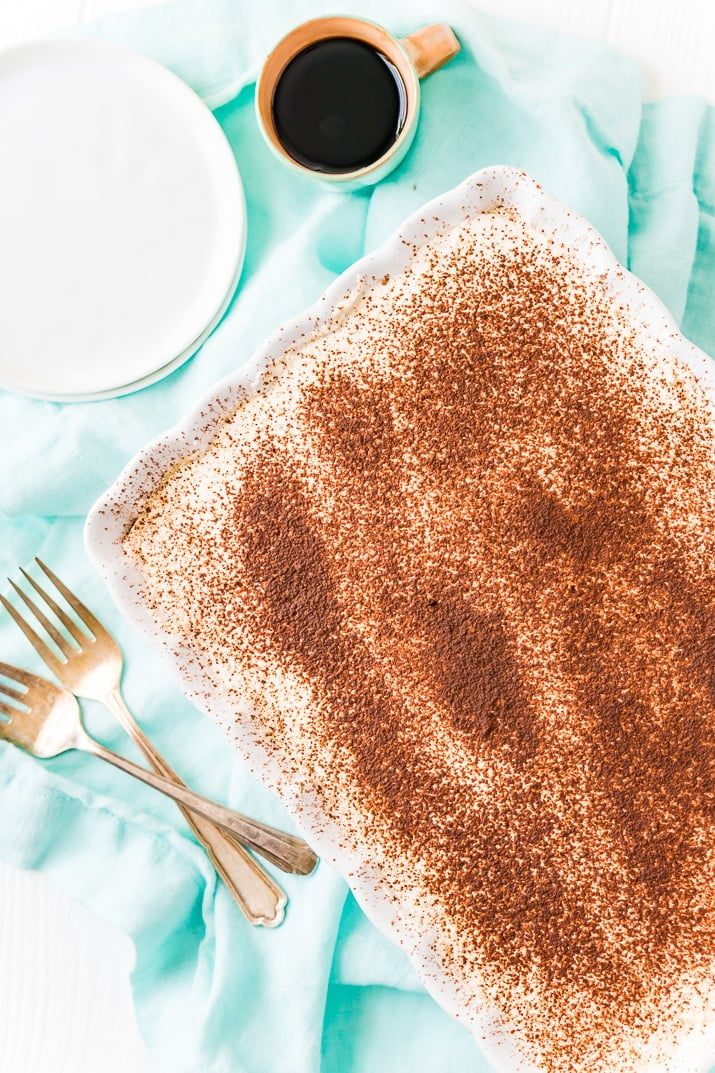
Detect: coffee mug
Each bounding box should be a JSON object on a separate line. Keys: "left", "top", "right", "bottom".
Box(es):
{"left": 256, "top": 17, "right": 460, "bottom": 189}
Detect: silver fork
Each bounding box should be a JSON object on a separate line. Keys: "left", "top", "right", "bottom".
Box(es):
{"left": 1, "top": 561, "right": 318, "bottom": 910}
{"left": 0, "top": 661, "right": 315, "bottom": 882}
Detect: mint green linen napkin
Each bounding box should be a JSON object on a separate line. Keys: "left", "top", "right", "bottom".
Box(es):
{"left": 1, "top": 2, "right": 714, "bottom": 1071}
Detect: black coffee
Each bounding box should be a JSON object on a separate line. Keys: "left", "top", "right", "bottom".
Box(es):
{"left": 271, "top": 37, "right": 407, "bottom": 174}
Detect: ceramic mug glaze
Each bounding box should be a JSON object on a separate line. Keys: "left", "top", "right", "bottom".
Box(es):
{"left": 256, "top": 17, "right": 460, "bottom": 189}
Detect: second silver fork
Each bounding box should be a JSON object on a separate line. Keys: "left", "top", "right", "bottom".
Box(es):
{"left": 1, "top": 559, "right": 317, "bottom": 923}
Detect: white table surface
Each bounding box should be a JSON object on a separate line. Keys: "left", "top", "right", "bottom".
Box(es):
{"left": 2, "top": 1, "right": 714, "bottom": 1071}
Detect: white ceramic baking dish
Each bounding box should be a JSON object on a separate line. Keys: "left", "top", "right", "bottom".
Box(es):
{"left": 85, "top": 165, "right": 715, "bottom": 1073}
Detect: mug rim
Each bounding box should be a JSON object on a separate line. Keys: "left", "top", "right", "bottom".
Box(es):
{"left": 255, "top": 15, "right": 421, "bottom": 184}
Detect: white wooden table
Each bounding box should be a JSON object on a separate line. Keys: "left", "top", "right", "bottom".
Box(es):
{"left": 1, "top": 1, "right": 714, "bottom": 1070}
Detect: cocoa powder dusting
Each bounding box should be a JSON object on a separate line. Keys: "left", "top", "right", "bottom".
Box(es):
{"left": 124, "top": 209, "right": 715, "bottom": 1073}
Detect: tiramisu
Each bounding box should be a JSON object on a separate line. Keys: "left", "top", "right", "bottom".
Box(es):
{"left": 122, "top": 174, "right": 715, "bottom": 1072}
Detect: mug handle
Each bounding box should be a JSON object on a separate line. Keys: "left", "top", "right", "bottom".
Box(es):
{"left": 400, "top": 23, "right": 461, "bottom": 79}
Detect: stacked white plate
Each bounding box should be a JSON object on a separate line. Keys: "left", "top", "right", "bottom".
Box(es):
{"left": 0, "top": 38, "right": 246, "bottom": 401}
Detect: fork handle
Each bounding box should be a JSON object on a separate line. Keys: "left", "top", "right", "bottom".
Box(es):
{"left": 105, "top": 689, "right": 309, "bottom": 875}
{"left": 103, "top": 693, "right": 287, "bottom": 923}
{"left": 82, "top": 736, "right": 319, "bottom": 877}
{"left": 176, "top": 810, "right": 286, "bottom": 927}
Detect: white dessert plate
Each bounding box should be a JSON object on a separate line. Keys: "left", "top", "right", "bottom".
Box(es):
{"left": 0, "top": 38, "right": 245, "bottom": 401}
{"left": 86, "top": 166, "right": 715, "bottom": 1073}
{"left": 32, "top": 252, "right": 244, "bottom": 403}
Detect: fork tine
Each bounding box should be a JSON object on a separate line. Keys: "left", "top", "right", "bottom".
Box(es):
{"left": 35, "top": 559, "right": 104, "bottom": 641}
{"left": 0, "top": 699, "right": 16, "bottom": 720}
{"left": 0, "top": 661, "right": 39, "bottom": 689}
{"left": 20, "top": 566, "right": 89, "bottom": 647}
{"left": 8, "top": 580, "right": 75, "bottom": 660}
{"left": 0, "top": 677, "right": 26, "bottom": 703}
{"left": 0, "top": 592, "right": 66, "bottom": 675}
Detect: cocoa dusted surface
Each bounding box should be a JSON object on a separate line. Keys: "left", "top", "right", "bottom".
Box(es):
{"left": 125, "top": 214, "right": 715, "bottom": 1072}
